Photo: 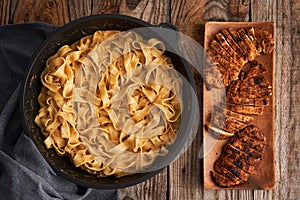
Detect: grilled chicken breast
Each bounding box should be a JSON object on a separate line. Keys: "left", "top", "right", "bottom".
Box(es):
{"left": 226, "top": 60, "right": 272, "bottom": 113}
{"left": 211, "top": 125, "right": 266, "bottom": 187}
{"left": 205, "top": 27, "right": 274, "bottom": 89}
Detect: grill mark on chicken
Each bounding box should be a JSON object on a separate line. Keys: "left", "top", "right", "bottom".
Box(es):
{"left": 220, "top": 153, "right": 256, "bottom": 173}
{"left": 215, "top": 158, "right": 250, "bottom": 182}
{"left": 223, "top": 144, "right": 262, "bottom": 166}
{"left": 228, "top": 137, "right": 263, "bottom": 156}
{"left": 214, "top": 161, "right": 243, "bottom": 183}
{"left": 221, "top": 29, "right": 246, "bottom": 58}
{"left": 236, "top": 134, "right": 266, "bottom": 152}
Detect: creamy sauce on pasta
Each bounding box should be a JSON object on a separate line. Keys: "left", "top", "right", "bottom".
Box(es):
{"left": 35, "top": 30, "right": 182, "bottom": 177}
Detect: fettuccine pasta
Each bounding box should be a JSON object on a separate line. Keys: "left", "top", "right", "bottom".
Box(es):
{"left": 35, "top": 30, "right": 183, "bottom": 177}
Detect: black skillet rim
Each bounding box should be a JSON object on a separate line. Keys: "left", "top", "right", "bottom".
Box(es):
{"left": 20, "top": 14, "right": 196, "bottom": 189}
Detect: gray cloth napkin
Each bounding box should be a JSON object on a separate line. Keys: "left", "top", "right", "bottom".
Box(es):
{"left": 0, "top": 23, "right": 119, "bottom": 200}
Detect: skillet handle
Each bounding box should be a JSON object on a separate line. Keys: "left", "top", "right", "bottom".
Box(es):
{"left": 156, "top": 22, "right": 180, "bottom": 45}
{"left": 157, "top": 22, "right": 178, "bottom": 31}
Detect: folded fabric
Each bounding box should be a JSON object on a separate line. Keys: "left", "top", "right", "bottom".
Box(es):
{"left": 0, "top": 22, "right": 119, "bottom": 200}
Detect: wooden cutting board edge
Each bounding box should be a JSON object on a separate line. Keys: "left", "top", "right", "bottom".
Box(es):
{"left": 202, "top": 21, "right": 276, "bottom": 190}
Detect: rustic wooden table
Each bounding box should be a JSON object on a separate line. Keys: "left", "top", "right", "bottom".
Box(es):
{"left": 1, "top": 0, "right": 299, "bottom": 199}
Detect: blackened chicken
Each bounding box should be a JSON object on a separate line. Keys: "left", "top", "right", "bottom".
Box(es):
{"left": 211, "top": 125, "right": 266, "bottom": 187}
{"left": 205, "top": 27, "right": 274, "bottom": 89}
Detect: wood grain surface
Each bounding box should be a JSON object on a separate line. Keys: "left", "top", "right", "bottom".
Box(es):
{"left": 1, "top": 0, "right": 299, "bottom": 199}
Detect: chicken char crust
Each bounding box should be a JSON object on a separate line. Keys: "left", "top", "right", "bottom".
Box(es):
{"left": 211, "top": 125, "right": 266, "bottom": 187}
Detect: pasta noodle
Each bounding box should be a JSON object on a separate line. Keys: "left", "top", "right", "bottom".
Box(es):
{"left": 35, "top": 30, "right": 183, "bottom": 177}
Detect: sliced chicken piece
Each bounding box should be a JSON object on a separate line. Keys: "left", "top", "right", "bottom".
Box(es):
{"left": 226, "top": 72, "right": 271, "bottom": 105}
{"left": 237, "top": 28, "right": 259, "bottom": 60}
{"left": 246, "top": 61, "right": 267, "bottom": 78}
{"left": 206, "top": 49, "right": 230, "bottom": 70}
{"left": 215, "top": 158, "right": 250, "bottom": 182}
{"left": 204, "top": 64, "right": 229, "bottom": 89}
{"left": 226, "top": 103, "right": 264, "bottom": 115}
{"left": 207, "top": 125, "right": 235, "bottom": 140}
{"left": 254, "top": 29, "right": 275, "bottom": 54}
{"left": 228, "top": 28, "right": 254, "bottom": 60}
{"left": 210, "top": 171, "right": 237, "bottom": 188}
{"left": 236, "top": 125, "right": 266, "bottom": 142}
{"left": 226, "top": 96, "right": 270, "bottom": 106}
{"left": 210, "top": 40, "right": 240, "bottom": 66}
{"left": 246, "top": 27, "right": 262, "bottom": 53}
{"left": 211, "top": 112, "right": 248, "bottom": 133}
{"left": 245, "top": 27, "right": 256, "bottom": 41}
{"left": 228, "top": 87, "right": 272, "bottom": 99}
{"left": 231, "top": 88, "right": 271, "bottom": 99}
{"left": 214, "top": 105, "right": 254, "bottom": 123}
{"left": 229, "top": 81, "right": 272, "bottom": 94}
{"left": 210, "top": 117, "right": 240, "bottom": 133}
{"left": 206, "top": 48, "right": 240, "bottom": 82}
{"left": 214, "top": 161, "right": 243, "bottom": 183}
{"left": 215, "top": 32, "right": 247, "bottom": 66}
{"left": 221, "top": 29, "right": 247, "bottom": 58}
{"left": 207, "top": 105, "right": 252, "bottom": 140}
{"left": 261, "top": 30, "right": 275, "bottom": 54}
{"left": 253, "top": 29, "right": 264, "bottom": 52}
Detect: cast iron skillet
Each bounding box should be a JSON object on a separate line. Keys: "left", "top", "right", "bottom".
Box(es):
{"left": 20, "top": 14, "right": 197, "bottom": 189}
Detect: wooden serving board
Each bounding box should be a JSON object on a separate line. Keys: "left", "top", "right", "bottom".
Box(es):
{"left": 203, "top": 22, "right": 275, "bottom": 190}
